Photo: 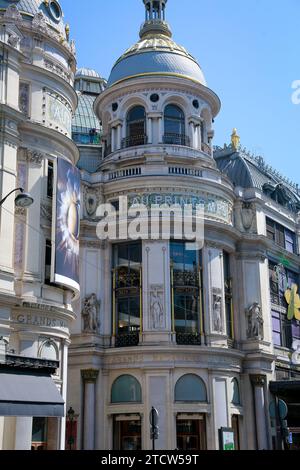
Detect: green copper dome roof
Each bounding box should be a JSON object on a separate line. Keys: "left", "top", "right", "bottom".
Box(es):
{"left": 0, "top": 0, "right": 66, "bottom": 34}
{"left": 72, "top": 93, "right": 101, "bottom": 135}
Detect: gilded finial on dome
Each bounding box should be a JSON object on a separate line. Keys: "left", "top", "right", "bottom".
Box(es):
{"left": 231, "top": 128, "right": 240, "bottom": 151}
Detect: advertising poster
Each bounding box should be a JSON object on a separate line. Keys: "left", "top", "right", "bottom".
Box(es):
{"left": 52, "top": 158, "right": 81, "bottom": 293}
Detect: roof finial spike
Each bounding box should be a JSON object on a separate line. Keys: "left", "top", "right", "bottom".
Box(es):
{"left": 231, "top": 128, "right": 240, "bottom": 151}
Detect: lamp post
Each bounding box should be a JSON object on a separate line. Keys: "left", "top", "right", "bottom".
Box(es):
{"left": 0, "top": 187, "right": 34, "bottom": 208}
{"left": 67, "top": 407, "right": 75, "bottom": 451}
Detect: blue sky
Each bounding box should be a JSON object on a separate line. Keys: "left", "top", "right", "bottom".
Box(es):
{"left": 61, "top": 0, "right": 300, "bottom": 185}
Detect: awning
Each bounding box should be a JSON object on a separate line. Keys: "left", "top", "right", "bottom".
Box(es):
{"left": 0, "top": 371, "right": 65, "bottom": 417}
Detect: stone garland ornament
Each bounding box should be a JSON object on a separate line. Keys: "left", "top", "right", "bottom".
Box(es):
{"left": 82, "top": 294, "right": 101, "bottom": 333}
{"left": 246, "top": 303, "right": 264, "bottom": 340}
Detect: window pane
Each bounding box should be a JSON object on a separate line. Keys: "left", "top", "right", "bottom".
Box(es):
{"left": 273, "top": 331, "right": 282, "bottom": 347}
{"left": 111, "top": 375, "right": 142, "bottom": 403}
{"left": 175, "top": 375, "right": 207, "bottom": 402}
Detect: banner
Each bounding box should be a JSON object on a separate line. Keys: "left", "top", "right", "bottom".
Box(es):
{"left": 52, "top": 158, "right": 81, "bottom": 293}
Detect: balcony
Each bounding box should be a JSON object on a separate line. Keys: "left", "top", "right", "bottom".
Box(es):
{"left": 121, "top": 135, "right": 148, "bottom": 149}
{"left": 163, "top": 133, "right": 190, "bottom": 147}
{"left": 176, "top": 333, "right": 202, "bottom": 345}
{"left": 115, "top": 333, "right": 140, "bottom": 348}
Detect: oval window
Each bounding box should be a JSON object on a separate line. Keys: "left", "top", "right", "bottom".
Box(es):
{"left": 48, "top": 1, "right": 62, "bottom": 22}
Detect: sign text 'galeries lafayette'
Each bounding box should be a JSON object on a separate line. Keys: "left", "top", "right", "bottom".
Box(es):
{"left": 127, "top": 192, "right": 233, "bottom": 224}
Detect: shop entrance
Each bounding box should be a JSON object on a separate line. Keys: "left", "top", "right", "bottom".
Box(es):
{"left": 176, "top": 415, "right": 207, "bottom": 450}
{"left": 113, "top": 415, "right": 142, "bottom": 450}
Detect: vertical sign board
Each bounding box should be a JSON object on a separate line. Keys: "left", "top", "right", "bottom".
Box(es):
{"left": 219, "top": 428, "right": 235, "bottom": 451}
{"left": 51, "top": 158, "right": 81, "bottom": 293}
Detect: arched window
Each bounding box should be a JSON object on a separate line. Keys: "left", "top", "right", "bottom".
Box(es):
{"left": 232, "top": 379, "right": 241, "bottom": 406}
{"left": 111, "top": 375, "right": 142, "bottom": 404}
{"left": 175, "top": 374, "right": 207, "bottom": 402}
{"left": 125, "top": 106, "right": 146, "bottom": 148}
{"left": 164, "top": 105, "right": 187, "bottom": 145}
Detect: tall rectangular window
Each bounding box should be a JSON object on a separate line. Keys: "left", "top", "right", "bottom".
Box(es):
{"left": 112, "top": 243, "right": 142, "bottom": 347}
{"left": 45, "top": 240, "right": 52, "bottom": 285}
{"left": 47, "top": 161, "right": 54, "bottom": 199}
{"left": 269, "top": 261, "right": 299, "bottom": 348}
{"left": 170, "top": 242, "right": 202, "bottom": 345}
{"left": 266, "top": 218, "right": 296, "bottom": 254}
{"left": 224, "top": 252, "right": 234, "bottom": 341}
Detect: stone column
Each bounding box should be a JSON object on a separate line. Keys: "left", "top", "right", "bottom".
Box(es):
{"left": 158, "top": 117, "right": 163, "bottom": 143}
{"left": 111, "top": 127, "right": 115, "bottom": 153}
{"left": 251, "top": 375, "right": 269, "bottom": 450}
{"left": 116, "top": 125, "right": 121, "bottom": 150}
{"left": 189, "top": 122, "right": 195, "bottom": 148}
{"left": 147, "top": 118, "right": 153, "bottom": 144}
{"left": 81, "top": 369, "right": 99, "bottom": 450}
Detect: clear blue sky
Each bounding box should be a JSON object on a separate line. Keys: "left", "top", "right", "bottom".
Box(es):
{"left": 61, "top": 0, "right": 300, "bottom": 185}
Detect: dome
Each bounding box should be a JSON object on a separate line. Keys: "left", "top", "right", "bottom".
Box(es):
{"left": 107, "top": 35, "right": 207, "bottom": 87}
{"left": 107, "top": 1, "right": 206, "bottom": 88}
{"left": 72, "top": 93, "right": 101, "bottom": 145}
{"left": 76, "top": 68, "right": 103, "bottom": 79}
{"left": 0, "top": 0, "right": 66, "bottom": 34}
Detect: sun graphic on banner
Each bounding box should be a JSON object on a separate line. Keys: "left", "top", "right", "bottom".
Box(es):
{"left": 57, "top": 169, "right": 80, "bottom": 270}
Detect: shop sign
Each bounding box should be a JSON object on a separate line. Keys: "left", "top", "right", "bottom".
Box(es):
{"left": 128, "top": 192, "right": 232, "bottom": 224}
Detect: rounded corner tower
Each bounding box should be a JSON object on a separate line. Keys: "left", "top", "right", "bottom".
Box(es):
{"left": 95, "top": 0, "right": 221, "bottom": 165}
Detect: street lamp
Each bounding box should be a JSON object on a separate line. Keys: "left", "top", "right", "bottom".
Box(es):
{"left": 67, "top": 407, "right": 75, "bottom": 451}
{"left": 0, "top": 187, "right": 34, "bottom": 208}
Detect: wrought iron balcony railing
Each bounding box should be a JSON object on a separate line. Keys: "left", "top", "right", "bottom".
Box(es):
{"left": 163, "top": 133, "right": 190, "bottom": 146}
{"left": 176, "top": 333, "right": 202, "bottom": 346}
{"left": 122, "top": 135, "right": 148, "bottom": 149}
{"left": 115, "top": 333, "right": 140, "bottom": 348}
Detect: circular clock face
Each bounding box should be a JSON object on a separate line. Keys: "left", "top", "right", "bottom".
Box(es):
{"left": 48, "top": 1, "right": 62, "bottom": 22}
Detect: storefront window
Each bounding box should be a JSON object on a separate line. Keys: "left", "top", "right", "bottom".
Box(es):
{"left": 113, "top": 417, "right": 142, "bottom": 451}
{"left": 176, "top": 417, "right": 207, "bottom": 450}
{"left": 170, "top": 242, "right": 203, "bottom": 344}
{"left": 32, "top": 418, "right": 47, "bottom": 451}
{"left": 112, "top": 243, "right": 142, "bottom": 347}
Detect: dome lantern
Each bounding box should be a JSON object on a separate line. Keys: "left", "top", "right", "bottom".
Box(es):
{"left": 140, "top": 0, "right": 172, "bottom": 38}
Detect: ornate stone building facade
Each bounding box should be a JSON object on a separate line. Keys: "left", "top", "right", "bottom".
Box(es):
{"left": 0, "top": 0, "right": 78, "bottom": 450}
{"left": 67, "top": 0, "right": 300, "bottom": 451}
{"left": 0, "top": 0, "right": 299, "bottom": 452}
